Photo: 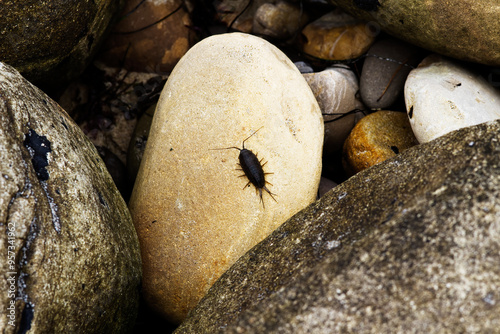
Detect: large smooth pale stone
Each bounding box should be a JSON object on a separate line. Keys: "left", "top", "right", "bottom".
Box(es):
{"left": 329, "top": 0, "right": 500, "bottom": 66}
{"left": 405, "top": 55, "right": 500, "bottom": 143}
{"left": 129, "top": 33, "right": 323, "bottom": 324}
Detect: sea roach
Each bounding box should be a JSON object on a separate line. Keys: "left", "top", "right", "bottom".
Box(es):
{"left": 211, "top": 127, "right": 277, "bottom": 208}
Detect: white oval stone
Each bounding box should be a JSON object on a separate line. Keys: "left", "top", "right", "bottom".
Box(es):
{"left": 129, "top": 33, "right": 323, "bottom": 323}
{"left": 405, "top": 55, "right": 500, "bottom": 143}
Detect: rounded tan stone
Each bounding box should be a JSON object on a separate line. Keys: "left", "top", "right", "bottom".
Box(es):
{"left": 343, "top": 110, "right": 418, "bottom": 175}
{"left": 128, "top": 33, "right": 323, "bottom": 324}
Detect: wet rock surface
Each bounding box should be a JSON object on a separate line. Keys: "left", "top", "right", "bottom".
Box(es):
{"left": 176, "top": 119, "right": 500, "bottom": 333}
{"left": 0, "top": 62, "right": 142, "bottom": 333}
{"left": 329, "top": 0, "right": 500, "bottom": 66}
{"left": 0, "top": 0, "right": 125, "bottom": 88}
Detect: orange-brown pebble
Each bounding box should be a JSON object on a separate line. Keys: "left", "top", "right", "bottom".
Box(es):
{"left": 300, "top": 10, "right": 376, "bottom": 61}
{"left": 343, "top": 110, "right": 418, "bottom": 175}
{"left": 98, "top": 0, "right": 194, "bottom": 73}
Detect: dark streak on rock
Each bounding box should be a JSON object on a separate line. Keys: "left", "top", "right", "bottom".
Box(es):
{"left": 408, "top": 106, "right": 414, "bottom": 119}
{"left": 41, "top": 181, "right": 61, "bottom": 233}
{"left": 97, "top": 190, "right": 108, "bottom": 208}
{"left": 18, "top": 303, "right": 34, "bottom": 334}
{"left": 87, "top": 34, "right": 94, "bottom": 52}
{"left": 16, "top": 219, "right": 38, "bottom": 327}
{"left": 23, "top": 129, "right": 52, "bottom": 181}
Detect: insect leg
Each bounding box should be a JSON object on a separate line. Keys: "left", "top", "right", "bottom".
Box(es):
{"left": 263, "top": 186, "right": 278, "bottom": 203}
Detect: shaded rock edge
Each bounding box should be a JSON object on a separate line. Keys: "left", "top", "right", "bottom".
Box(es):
{"left": 176, "top": 119, "right": 500, "bottom": 333}
{"left": 0, "top": 62, "right": 141, "bottom": 333}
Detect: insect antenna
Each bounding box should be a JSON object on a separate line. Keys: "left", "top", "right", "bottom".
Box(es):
{"left": 209, "top": 146, "right": 241, "bottom": 151}
{"left": 210, "top": 126, "right": 264, "bottom": 151}
{"left": 241, "top": 126, "right": 263, "bottom": 149}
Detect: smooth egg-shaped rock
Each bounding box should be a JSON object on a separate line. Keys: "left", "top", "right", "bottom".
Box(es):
{"left": 303, "top": 65, "right": 364, "bottom": 154}
{"left": 129, "top": 33, "right": 323, "bottom": 324}
{"left": 405, "top": 55, "right": 500, "bottom": 143}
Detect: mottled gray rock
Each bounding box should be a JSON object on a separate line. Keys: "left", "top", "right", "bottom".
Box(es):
{"left": 360, "top": 38, "right": 423, "bottom": 109}
{"left": 0, "top": 0, "right": 125, "bottom": 87}
{"left": 176, "top": 119, "right": 500, "bottom": 333}
{"left": 0, "top": 62, "right": 141, "bottom": 333}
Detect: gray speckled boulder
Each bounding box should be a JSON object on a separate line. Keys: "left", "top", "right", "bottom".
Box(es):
{"left": 328, "top": 0, "right": 500, "bottom": 66}
{"left": 176, "top": 119, "right": 500, "bottom": 333}
{"left": 0, "top": 62, "right": 141, "bottom": 333}
{"left": 0, "top": 0, "right": 124, "bottom": 87}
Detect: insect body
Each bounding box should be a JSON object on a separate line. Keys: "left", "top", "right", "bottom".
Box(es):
{"left": 212, "top": 127, "right": 277, "bottom": 207}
